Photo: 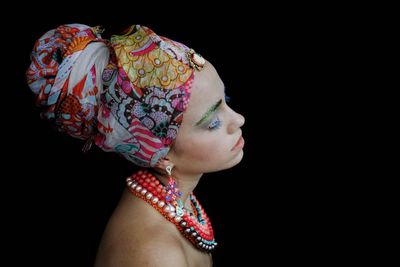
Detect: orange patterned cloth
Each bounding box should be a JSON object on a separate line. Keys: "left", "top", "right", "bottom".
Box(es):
{"left": 27, "top": 24, "right": 203, "bottom": 167}
{"left": 26, "top": 24, "right": 106, "bottom": 139}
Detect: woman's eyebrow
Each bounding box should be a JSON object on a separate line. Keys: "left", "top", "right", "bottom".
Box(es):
{"left": 195, "top": 99, "right": 223, "bottom": 126}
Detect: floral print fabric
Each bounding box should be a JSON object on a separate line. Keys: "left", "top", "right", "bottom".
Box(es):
{"left": 27, "top": 24, "right": 196, "bottom": 167}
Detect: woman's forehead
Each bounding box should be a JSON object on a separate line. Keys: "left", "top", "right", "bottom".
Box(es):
{"left": 193, "top": 62, "right": 224, "bottom": 100}
{"left": 183, "top": 62, "right": 224, "bottom": 122}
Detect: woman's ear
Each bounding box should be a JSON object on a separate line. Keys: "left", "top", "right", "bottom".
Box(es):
{"left": 154, "top": 158, "right": 175, "bottom": 174}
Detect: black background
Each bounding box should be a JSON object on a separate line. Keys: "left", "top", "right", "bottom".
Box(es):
{"left": 3, "top": 3, "right": 352, "bottom": 266}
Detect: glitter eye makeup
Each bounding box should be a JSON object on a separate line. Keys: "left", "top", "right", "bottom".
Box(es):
{"left": 208, "top": 116, "right": 222, "bottom": 130}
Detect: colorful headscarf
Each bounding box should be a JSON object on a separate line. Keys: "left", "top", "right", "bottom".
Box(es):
{"left": 27, "top": 24, "right": 204, "bottom": 167}
{"left": 26, "top": 24, "right": 107, "bottom": 139}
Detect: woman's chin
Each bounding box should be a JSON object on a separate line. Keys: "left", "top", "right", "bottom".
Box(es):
{"left": 226, "top": 149, "right": 244, "bottom": 169}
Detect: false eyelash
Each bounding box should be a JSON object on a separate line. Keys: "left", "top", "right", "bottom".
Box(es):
{"left": 208, "top": 116, "right": 222, "bottom": 130}
{"left": 225, "top": 95, "right": 231, "bottom": 103}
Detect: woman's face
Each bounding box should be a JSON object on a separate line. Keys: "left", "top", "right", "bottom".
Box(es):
{"left": 168, "top": 61, "right": 245, "bottom": 174}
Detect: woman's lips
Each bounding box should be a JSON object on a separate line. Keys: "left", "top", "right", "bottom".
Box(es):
{"left": 231, "top": 135, "right": 245, "bottom": 151}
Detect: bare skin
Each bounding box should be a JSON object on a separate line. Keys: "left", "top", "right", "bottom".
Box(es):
{"left": 95, "top": 61, "right": 245, "bottom": 266}
{"left": 95, "top": 188, "right": 212, "bottom": 267}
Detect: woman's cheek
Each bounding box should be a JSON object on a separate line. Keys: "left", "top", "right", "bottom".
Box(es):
{"left": 186, "top": 140, "right": 217, "bottom": 161}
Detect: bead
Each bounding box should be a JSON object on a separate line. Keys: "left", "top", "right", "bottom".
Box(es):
{"left": 176, "top": 207, "right": 184, "bottom": 217}
{"left": 152, "top": 197, "right": 159, "bottom": 204}
{"left": 126, "top": 170, "right": 217, "bottom": 253}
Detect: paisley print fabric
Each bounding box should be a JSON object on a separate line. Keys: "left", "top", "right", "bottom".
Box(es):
{"left": 27, "top": 24, "right": 197, "bottom": 167}
{"left": 26, "top": 24, "right": 106, "bottom": 139}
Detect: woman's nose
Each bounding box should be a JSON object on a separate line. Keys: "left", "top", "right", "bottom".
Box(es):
{"left": 228, "top": 110, "right": 245, "bottom": 134}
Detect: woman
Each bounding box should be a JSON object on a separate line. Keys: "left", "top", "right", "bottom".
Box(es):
{"left": 27, "top": 23, "right": 245, "bottom": 266}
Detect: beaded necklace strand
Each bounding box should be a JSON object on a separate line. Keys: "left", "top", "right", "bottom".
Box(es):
{"left": 126, "top": 170, "right": 217, "bottom": 252}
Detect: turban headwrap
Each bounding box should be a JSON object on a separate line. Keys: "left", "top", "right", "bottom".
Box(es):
{"left": 26, "top": 24, "right": 205, "bottom": 167}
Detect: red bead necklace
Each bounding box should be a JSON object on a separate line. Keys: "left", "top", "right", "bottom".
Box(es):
{"left": 126, "top": 169, "right": 217, "bottom": 252}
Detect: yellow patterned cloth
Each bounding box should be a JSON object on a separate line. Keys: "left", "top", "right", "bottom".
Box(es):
{"left": 96, "top": 25, "right": 198, "bottom": 167}
{"left": 27, "top": 24, "right": 202, "bottom": 167}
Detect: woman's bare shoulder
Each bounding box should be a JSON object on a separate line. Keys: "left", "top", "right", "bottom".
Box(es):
{"left": 127, "top": 231, "right": 188, "bottom": 266}
{"left": 95, "top": 189, "right": 188, "bottom": 266}
{"left": 95, "top": 224, "right": 188, "bottom": 267}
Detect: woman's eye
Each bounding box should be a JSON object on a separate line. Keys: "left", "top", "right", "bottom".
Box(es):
{"left": 208, "top": 116, "right": 222, "bottom": 130}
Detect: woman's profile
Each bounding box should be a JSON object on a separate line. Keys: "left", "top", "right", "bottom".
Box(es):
{"left": 26, "top": 23, "right": 245, "bottom": 266}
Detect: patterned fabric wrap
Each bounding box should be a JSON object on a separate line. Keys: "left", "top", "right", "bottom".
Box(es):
{"left": 26, "top": 24, "right": 106, "bottom": 139}
{"left": 27, "top": 24, "right": 196, "bottom": 167}
{"left": 97, "top": 25, "right": 195, "bottom": 167}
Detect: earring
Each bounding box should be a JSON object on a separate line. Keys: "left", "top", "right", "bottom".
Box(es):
{"left": 165, "top": 166, "right": 182, "bottom": 202}
{"left": 164, "top": 166, "right": 185, "bottom": 217}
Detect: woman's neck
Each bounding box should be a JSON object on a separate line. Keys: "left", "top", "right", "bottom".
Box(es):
{"left": 152, "top": 168, "right": 202, "bottom": 210}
